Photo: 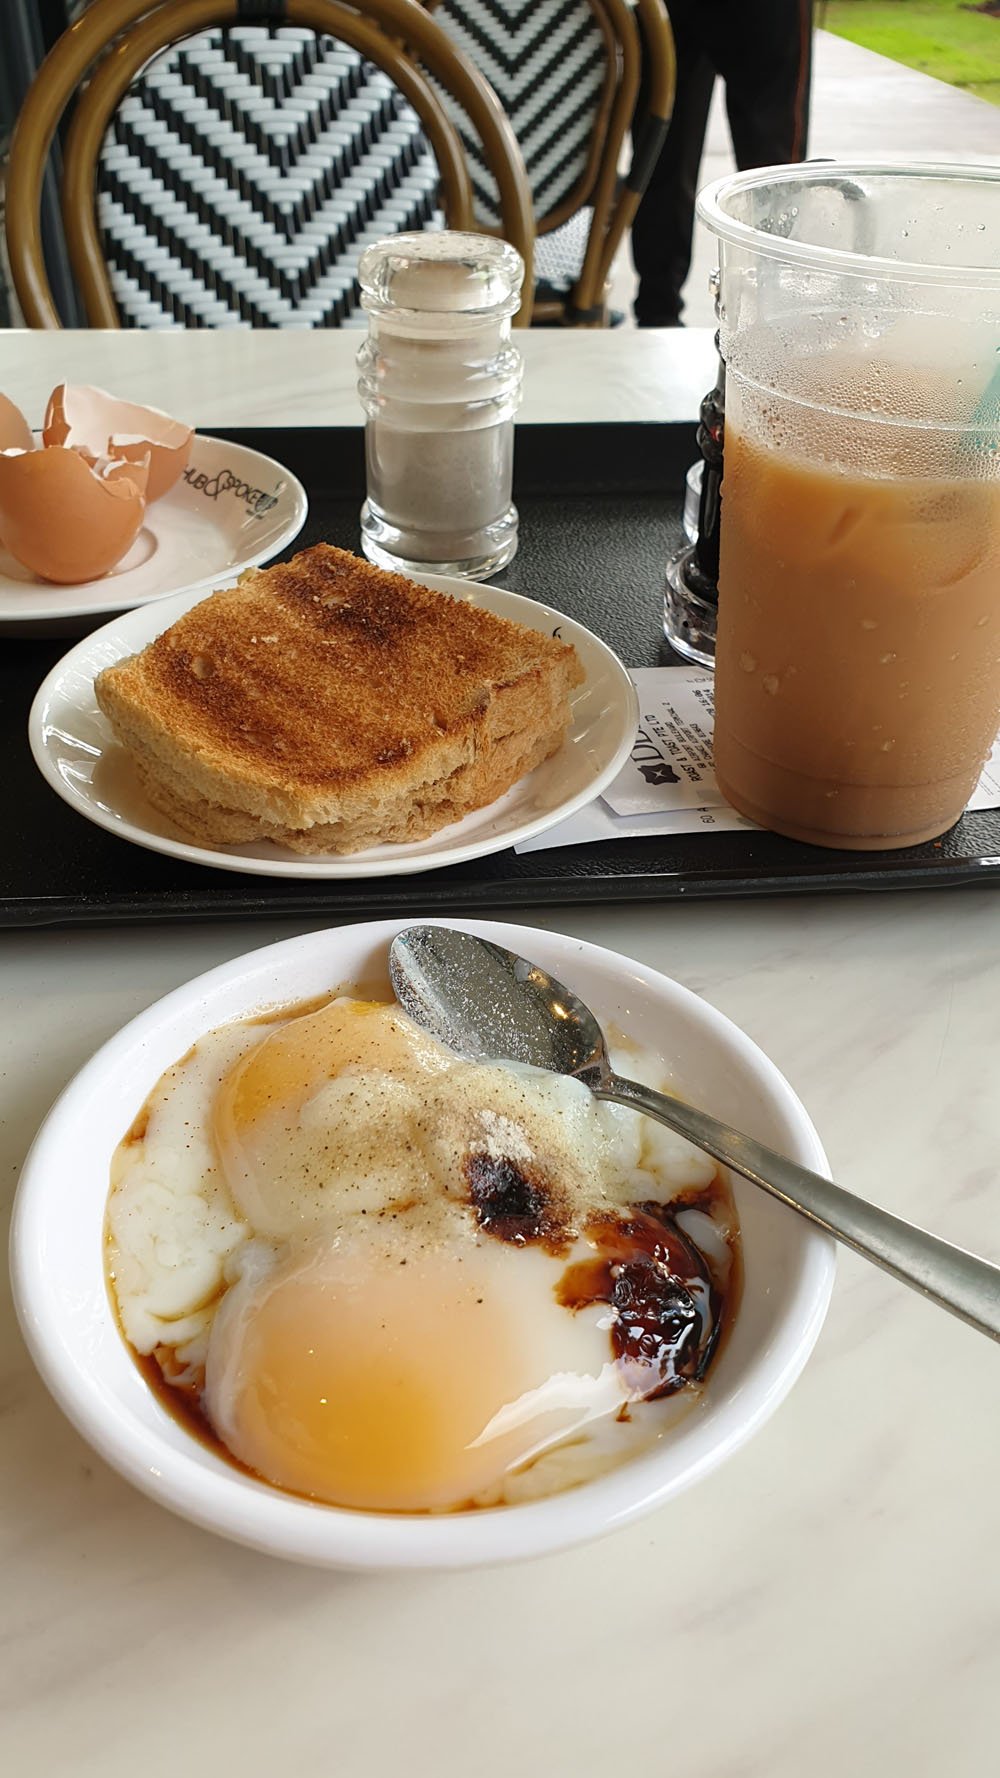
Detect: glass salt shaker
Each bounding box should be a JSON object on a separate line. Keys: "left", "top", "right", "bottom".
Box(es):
{"left": 357, "top": 232, "right": 524, "bottom": 580}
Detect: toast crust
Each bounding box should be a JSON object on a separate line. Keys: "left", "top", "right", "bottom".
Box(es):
{"left": 136, "top": 722, "right": 566, "bottom": 853}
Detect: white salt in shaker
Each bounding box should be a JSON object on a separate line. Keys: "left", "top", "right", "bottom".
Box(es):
{"left": 357, "top": 232, "right": 524, "bottom": 580}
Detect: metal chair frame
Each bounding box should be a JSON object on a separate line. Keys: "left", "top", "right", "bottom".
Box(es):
{"left": 7, "top": 0, "right": 535, "bottom": 327}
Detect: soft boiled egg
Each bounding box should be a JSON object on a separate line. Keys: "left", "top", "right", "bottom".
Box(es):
{"left": 107, "top": 996, "right": 735, "bottom": 1514}
{"left": 211, "top": 997, "right": 614, "bottom": 1241}
{"left": 205, "top": 1230, "right": 624, "bottom": 1513}
{"left": 202, "top": 998, "right": 636, "bottom": 1510}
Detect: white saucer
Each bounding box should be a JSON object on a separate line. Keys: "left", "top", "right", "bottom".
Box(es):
{"left": 29, "top": 574, "right": 639, "bottom": 879}
{"left": 0, "top": 434, "right": 307, "bottom": 633}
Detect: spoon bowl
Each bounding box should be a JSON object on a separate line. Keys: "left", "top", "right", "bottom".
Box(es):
{"left": 389, "top": 922, "right": 607, "bottom": 1076}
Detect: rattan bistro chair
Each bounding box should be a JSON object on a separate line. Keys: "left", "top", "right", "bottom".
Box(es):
{"left": 6, "top": 0, "right": 534, "bottom": 328}
{"left": 424, "top": 0, "right": 674, "bottom": 325}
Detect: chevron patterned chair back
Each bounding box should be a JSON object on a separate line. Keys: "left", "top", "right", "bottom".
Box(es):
{"left": 97, "top": 27, "right": 453, "bottom": 329}
{"left": 6, "top": 0, "right": 534, "bottom": 328}
{"left": 425, "top": 0, "right": 675, "bottom": 325}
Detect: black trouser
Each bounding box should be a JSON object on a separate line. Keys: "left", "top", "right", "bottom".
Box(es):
{"left": 632, "top": 0, "right": 813, "bottom": 325}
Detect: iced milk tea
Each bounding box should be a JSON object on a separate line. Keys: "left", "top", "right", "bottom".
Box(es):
{"left": 714, "top": 386, "right": 1000, "bottom": 849}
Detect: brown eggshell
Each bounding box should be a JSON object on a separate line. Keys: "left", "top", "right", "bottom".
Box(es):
{"left": 43, "top": 383, "right": 193, "bottom": 502}
{"left": 0, "top": 447, "right": 149, "bottom": 583}
{"left": 0, "top": 394, "right": 33, "bottom": 454}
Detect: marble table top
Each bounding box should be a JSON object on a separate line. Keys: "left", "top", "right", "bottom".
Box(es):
{"left": 0, "top": 324, "right": 719, "bottom": 430}
{"left": 2, "top": 329, "right": 998, "bottom": 1778}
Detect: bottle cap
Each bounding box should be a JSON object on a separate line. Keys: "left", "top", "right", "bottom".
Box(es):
{"left": 359, "top": 232, "right": 524, "bottom": 317}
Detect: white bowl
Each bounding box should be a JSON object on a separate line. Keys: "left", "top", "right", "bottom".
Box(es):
{"left": 10, "top": 919, "right": 835, "bottom": 1569}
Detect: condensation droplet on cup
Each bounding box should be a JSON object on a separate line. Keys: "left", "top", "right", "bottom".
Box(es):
{"left": 861, "top": 618, "right": 878, "bottom": 630}
{"left": 880, "top": 739, "right": 895, "bottom": 752}
{"left": 762, "top": 675, "right": 779, "bottom": 696}
{"left": 740, "top": 652, "right": 757, "bottom": 673}
{"left": 879, "top": 652, "right": 897, "bottom": 664}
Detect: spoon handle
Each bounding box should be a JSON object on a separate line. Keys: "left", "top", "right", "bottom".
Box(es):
{"left": 599, "top": 1072, "right": 1000, "bottom": 1343}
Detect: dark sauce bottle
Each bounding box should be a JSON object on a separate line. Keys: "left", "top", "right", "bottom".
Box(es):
{"left": 662, "top": 337, "right": 725, "bottom": 668}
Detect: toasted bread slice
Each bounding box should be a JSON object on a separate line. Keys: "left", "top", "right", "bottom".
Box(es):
{"left": 95, "top": 544, "right": 584, "bottom": 854}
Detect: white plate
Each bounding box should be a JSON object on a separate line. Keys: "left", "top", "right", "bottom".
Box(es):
{"left": 29, "top": 575, "right": 639, "bottom": 879}
{"left": 0, "top": 434, "right": 307, "bottom": 631}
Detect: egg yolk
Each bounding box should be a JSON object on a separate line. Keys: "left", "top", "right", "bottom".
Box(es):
{"left": 213, "top": 999, "right": 452, "bottom": 1235}
{"left": 218, "top": 999, "right": 430, "bottom": 1147}
{"left": 207, "top": 1244, "right": 622, "bottom": 1513}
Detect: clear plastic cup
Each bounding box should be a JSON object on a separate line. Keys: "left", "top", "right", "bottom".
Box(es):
{"left": 698, "top": 162, "right": 1000, "bottom": 850}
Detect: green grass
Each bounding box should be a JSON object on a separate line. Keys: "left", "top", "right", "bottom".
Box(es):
{"left": 822, "top": 0, "right": 1000, "bottom": 105}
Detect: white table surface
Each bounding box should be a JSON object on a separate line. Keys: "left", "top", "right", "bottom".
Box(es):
{"left": 3, "top": 330, "right": 999, "bottom": 1778}
{"left": 0, "top": 324, "right": 719, "bottom": 429}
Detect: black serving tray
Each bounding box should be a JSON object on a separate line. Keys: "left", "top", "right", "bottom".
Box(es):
{"left": 5, "top": 422, "right": 1000, "bottom": 928}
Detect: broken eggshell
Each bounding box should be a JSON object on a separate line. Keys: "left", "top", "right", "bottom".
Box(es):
{"left": 0, "top": 394, "right": 33, "bottom": 454}
{"left": 0, "top": 447, "right": 149, "bottom": 583}
{"left": 0, "top": 395, "right": 35, "bottom": 546}
{"left": 43, "top": 384, "right": 193, "bottom": 502}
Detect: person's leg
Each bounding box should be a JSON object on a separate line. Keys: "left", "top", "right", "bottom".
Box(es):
{"left": 631, "top": 1, "right": 717, "bottom": 326}
{"left": 711, "top": 0, "right": 813, "bottom": 169}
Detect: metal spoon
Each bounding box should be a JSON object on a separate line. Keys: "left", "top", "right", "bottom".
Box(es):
{"left": 389, "top": 924, "right": 1000, "bottom": 1343}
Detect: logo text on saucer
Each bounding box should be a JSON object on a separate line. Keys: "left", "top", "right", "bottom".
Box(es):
{"left": 182, "top": 464, "right": 281, "bottom": 517}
